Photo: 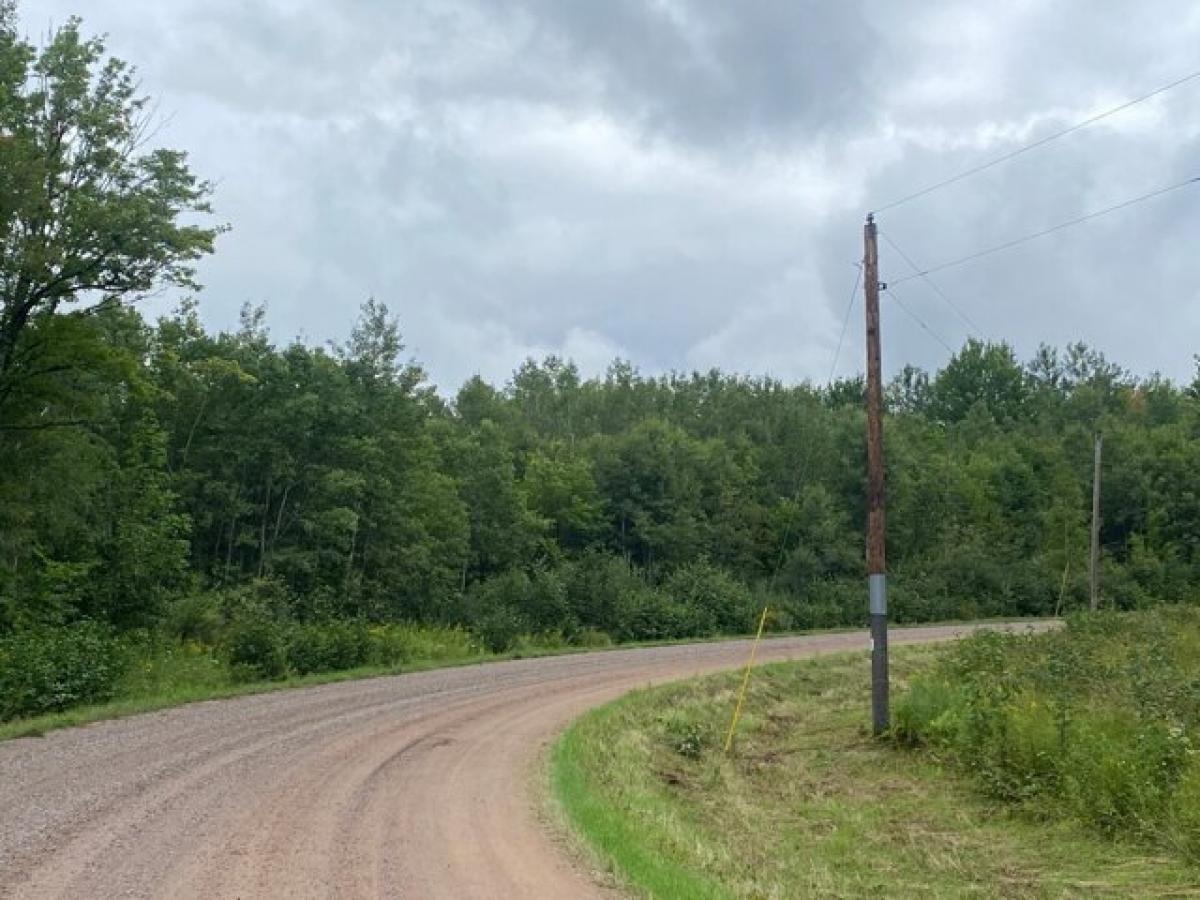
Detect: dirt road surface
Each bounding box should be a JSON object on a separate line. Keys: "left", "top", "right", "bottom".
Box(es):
{"left": 0, "top": 623, "right": 1049, "bottom": 898}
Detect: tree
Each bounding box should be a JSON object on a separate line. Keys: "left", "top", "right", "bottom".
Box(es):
{"left": 886, "top": 364, "right": 931, "bottom": 414}
{"left": 522, "top": 444, "right": 605, "bottom": 551}
{"left": 0, "top": 9, "right": 219, "bottom": 420}
{"left": 928, "top": 340, "right": 1028, "bottom": 424}
{"left": 95, "top": 411, "right": 191, "bottom": 628}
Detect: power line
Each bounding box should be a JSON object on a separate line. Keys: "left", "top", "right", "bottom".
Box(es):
{"left": 873, "top": 68, "right": 1200, "bottom": 214}
{"left": 886, "top": 283, "right": 955, "bottom": 354}
{"left": 827, "top": 263, "right": 862, "bottom": 383}
{"left": 879, "top": 229, "right": 983, "bottom": 337}
{"left": 891, "top": 175, "right": 1200, "bottom": 285}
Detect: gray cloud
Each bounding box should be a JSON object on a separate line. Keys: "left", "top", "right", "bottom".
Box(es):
{"left": 21, "top": 0, "right": 1200, "bottom": 389}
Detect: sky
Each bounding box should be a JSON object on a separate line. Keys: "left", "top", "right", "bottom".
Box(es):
{"left": 22, "top": 0, "right": 1200, "bottom": 391}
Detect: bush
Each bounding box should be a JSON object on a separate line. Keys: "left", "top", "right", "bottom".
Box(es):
{"left": 367, "top": 623, "right": 477, "bottom": 666}
{"left": 893, "top": 609, "right": 1200, "bottom": 855}
{"left": 0, "top": 622, "right": 127, "bottom": 720}
{"left": 164, "top": 592, "right": 223, "bottom": 644}
{"left": 1168, "top": 760, "right": 1200, "bottom": 860}
{"left": 286, "top": 621, "right": 371, "bottom": 676}
{"left": 117, "top": 637, "right": 230, "bottom": 699}
{"left": 564, "top": 552, "right": 648, "bottom": 635}
{"left": 662, "top": 560, "right": 755, "bottom": 635}
{"left": 612, "top": 585, "right": 689, "bottom": 641}
{"left": 892, "top": 676, "right": 962, "bottom": 747}
{"left": 224, "top": 616, "right": 287, "bottom": 681}
{"left": 474, "top": 605, "right": 525, "bottom": 653}
{"left": 779, "top": 579, "right": 863, "bottom": 631}
{"left": 465, "top": 570, "right": 530, "bottom": 648}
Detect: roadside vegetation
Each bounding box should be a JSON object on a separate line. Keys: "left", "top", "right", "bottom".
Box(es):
{"left": 0, "top": 619, "right": 488, "bottom": 739}
{"left": 3, "top": 6, "right": 1200, "bottom": 731}
{"left": 895, "top": 608, "right": 1200, "bottom": 860}
{"left": 554, "top": 624, "right": 1200, "bottom": 898}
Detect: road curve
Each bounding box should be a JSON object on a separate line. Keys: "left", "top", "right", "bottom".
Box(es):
{"left": 0, "top": 623, "right": 1048, "bottom": 898}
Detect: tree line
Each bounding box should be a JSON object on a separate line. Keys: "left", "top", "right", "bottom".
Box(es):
{"left": 3, "top": 9, "right": 1200, "bottom": 676}
{"left": 4, "top": 291, "right": 1199, "bottom": 641}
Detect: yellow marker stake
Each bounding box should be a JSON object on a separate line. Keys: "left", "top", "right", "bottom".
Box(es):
{"left": 723, "top": 605, "right": 770, "bottom": 755}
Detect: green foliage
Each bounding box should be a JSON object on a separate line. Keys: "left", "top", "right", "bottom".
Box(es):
{"left": 0, "top": 10, "right": 218, "bottom": 418}
{"left": 223, "top": 616, "right": 287, "bottom": 682}
{"left": 365, "top": 623, "right": 477, "bottom": 666}
{"left": 285, "top": 621, "right": 372, "bottom": 676}
{"left": 94, "top": 412, "right": 192, "bottom": 628}
{"left": 660, "top": 710, "right": 712, "bottom": 760}
{"left": 894, "top": 610, "right": 1200, "bottom": 856}
{"left": 662, "top": 559, "right": 755, "bottom": 636}
{"left": 928, "top": 340, "right": 1029, "bottom": 424}
{"left": 556, "top": 646, "right": 1200, "bottom": 898}
{"left": 0, "top": 622, "right": 126, "bottom": 720}
{"left": 6, "top": 1, "right": 1200, "bottom": 732}
{"left": 472, "top": 606, "right": 524, "bottom": 653}
{"left": 163, "top": 592, "right": 224, "bottom": 645}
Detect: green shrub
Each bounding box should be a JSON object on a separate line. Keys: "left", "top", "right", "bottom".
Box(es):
{"left": 564, "top": 552, "right": 650, "bottom": 635}
{"left": 117, "top": 637, "right": 230, "bottom": 698}
{"left": 662, "top": 560, "right": 754, "bottom": 635}
{"left": 367, "top": 625, "right": 411, "bottom": 666}
{"left": 1168, "top": 760, "right": 1200, "bottom": 860}
{"left": 779, "top": 579, "right": 862, "bottom": 631}
{"left": 892, "top": 676, "right": 962, "bottom": 747}
{"left": 286, "top": 621, "right": 371, "bottom": 675}
{"left": 164, "top": 592, "right": 223, "bottom": 644}
{"left": 612, "top": 585, "right": 690, "bottom": 641}
{"left": 474, "top": 605, "right": 525, "bottom": 653}
{"left": 525, "top": 567, "right": 577, "bottom": 635}
{"left": 367, "top": 623, "right": 477, "bottom": 665}
{"left": 893, "top": 609, "right": 1200, "bottom": 855}
{"left": 660, "top": 711, "right": 712, "bottom": 760}
{"left": 0, "top": 622, "right": 127, "bottom": 721}
{"left": 224, "top": 617, "right": 287, "bottom": 681}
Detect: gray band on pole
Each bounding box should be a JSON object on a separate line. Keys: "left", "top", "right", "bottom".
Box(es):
{"left": 868, "top": 573, "right": 887, "bottom": 616}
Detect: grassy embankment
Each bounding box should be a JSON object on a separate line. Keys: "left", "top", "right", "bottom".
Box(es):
{"left": 553, "top": 614, "right": 1200, "bottom": 898}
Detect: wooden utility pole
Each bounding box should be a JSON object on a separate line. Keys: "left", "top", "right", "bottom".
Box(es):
{"left": 1090, "top": 432, "right": 1103, "bottom": 611}
{"left": 863, "top": 214, "right": 889, "bottom": 735}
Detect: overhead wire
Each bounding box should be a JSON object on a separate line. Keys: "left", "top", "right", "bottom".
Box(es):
{"left": 879, "top": 229, "right": 984, "bottom": 337}
{"left": 890, "top": 175, "right": 1200, "bottom": 285}
{"left": 827, "top": 262, "right": 863, "bottom": 384}
{"left": 873, "top": 68, "right": 1200, "bottom": 213}
{"left": 886, "top": 283, "right": 955, "bottom": 354}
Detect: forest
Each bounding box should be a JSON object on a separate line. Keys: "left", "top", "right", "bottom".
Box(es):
{"left": 2, "top": 9, "right": 1200, "bottom": 722}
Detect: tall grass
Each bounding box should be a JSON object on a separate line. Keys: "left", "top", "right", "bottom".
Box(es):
{"left": 553, "top": 646, "right": 1200, "bottom": 898}
{"left": 894, "top": 608, "right": 1200, "bottom": 858}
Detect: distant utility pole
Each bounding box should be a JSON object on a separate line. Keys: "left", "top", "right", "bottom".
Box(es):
{"left": 1090, "top": 432, "right": 1103, "bottom": 611}
{"left": 863, "top": 213, "right": 889, "bottom": 735}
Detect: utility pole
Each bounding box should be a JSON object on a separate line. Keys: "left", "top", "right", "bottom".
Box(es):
{"left": 863, "top": 213, "right": 889, "bottom": 735}
{"left": 1090, "top": 432, "right": 1103, "bottom": 611}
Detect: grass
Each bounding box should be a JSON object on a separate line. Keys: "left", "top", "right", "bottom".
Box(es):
{"left": 893, "top": 609, "right": 1200, "bottom": 858}
{"left": 552, "top": 644, "right": 1200, "bottom": 898}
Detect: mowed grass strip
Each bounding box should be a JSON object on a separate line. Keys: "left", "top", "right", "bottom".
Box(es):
{"left": 553, "top": 645, "right": 1200, "bottom": 899}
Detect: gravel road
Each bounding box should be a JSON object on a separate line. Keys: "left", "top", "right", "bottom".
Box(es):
{"left": 0, "top": 622, "right": 1049, "bottom": 899}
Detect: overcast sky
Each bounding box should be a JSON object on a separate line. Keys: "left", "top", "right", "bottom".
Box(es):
{"left": 23, "top": 1, "right": 1200, "bottom": 390}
